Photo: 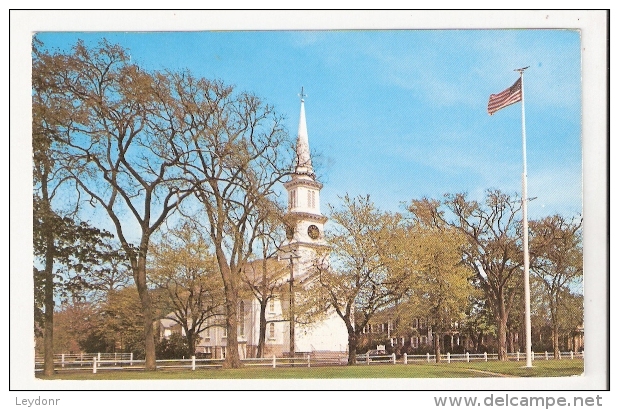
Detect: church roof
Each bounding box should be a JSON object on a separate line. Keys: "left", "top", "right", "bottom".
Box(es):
{"left": 242, "top": 257, "right": 289, "bottom": 283}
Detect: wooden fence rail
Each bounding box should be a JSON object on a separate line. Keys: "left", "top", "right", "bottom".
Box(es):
{"left": 35, "top": 350, "right": 583, "bottom": 373}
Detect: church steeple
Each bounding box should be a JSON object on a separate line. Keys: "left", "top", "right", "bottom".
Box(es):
{"left": 277, "top": 88, "right": 347, "bottom": 356}
{"left": 295, "top": 87, "right": 313, "bottom": 176}
{"left": 282, "top": 88, "right": 327, "bottom": 248}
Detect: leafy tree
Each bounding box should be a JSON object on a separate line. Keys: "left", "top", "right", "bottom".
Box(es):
{"left": 459, "top": 298, "right": 496, "bottom": 353}
{"left": 409, "top": 190, "right": 524, "bottom": 360}
{"left": 150, "top": 222, "right": 226, "bottom": 357}
{"left": 33, "top": 195, "right": 117, "bottom": 373}
{"left": 82, "top": 240, "right": 133, "bottom": 303}
{"left": 396, "top": 225, "right": 473, "bottom": 362}
{"left": 529, "top": 215, "right": 583, "bottom": 358}
{"left": 314, "top": 195, "right": 408, "bottom": 364}
{"left": 44, "top": 301, "right": 99, "bottom": 355}
{"left": 33, "top": 39, "right": 193, "bottom": 369}
{"left": 92, "top": 286, "right": 167, "bottom": 358}
{"left": 156, "top": 333, "right": 191, "bottom": 360}
{"left": 169, "top": 72, "right": 294, "bottom": 368}
{"left": 32, "top": 35, "right": 85, "bottom": 375}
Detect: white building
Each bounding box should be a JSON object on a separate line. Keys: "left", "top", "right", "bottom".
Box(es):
{"left": 159, "top": 92, "right": 348, "bottom": 359}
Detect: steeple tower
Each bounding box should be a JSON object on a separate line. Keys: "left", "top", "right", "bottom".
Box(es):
{"left": 278, "top": 89, "right": 347, "bottom": 356}
{"left": 295, "top": 87, "right": 313, "bottom": 176}
{"left": 282, "top": 88, "right": 328, "bottom": 267}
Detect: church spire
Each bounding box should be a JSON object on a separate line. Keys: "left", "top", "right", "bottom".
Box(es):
{"left": 295, "top": 87, "right": 313, "bottom": 176}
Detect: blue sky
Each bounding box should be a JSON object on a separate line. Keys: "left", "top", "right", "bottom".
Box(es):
{"left": 12, "top": 10, "right": 609, "bottom": 393}
{"left": 36, "top": 29, "right": 582, "bottom": 220}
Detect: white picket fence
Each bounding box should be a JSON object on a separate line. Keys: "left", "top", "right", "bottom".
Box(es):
{"left": 35, "top": 350, "right": 583, "bottom": 373}
{"left": 35, "top": 353, "right": 348, "bottom": 373}
{"left": 35, "top": 352, "right": 134, "bottom": 370}
{"left": 355, "top": 350, "right": 584, "bottom": 365}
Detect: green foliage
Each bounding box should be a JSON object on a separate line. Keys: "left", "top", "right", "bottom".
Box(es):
{"left": 408, "top": 190, "right": 524, "bottom": 360}
{"left": 156, "top": 333, "right": 192, "bottom": 360}
{"left": 322, "top": 194, "right": 406, "bottom": 325}
{"left": 32, "top": 195, "right": 122, "bottom": 329}
{"left": 398, "top": 225, "right": 473, "bottom": 332}
{"left": 150, "top": 222, "right": 226, "bottom": 356}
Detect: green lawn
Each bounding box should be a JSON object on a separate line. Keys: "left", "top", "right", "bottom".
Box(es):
{"left": 36, "top": 359, "right": 583, "bottom": 380}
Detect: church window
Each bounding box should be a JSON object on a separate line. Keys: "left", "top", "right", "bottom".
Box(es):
{"left": 307, "top": 190, "right": 316, "bottom": 208}
{"left": 269, "top": 323, "right": 275, "bottom": 339}
{"left": 289, "top": 190, "right": 298, "bottom": 209}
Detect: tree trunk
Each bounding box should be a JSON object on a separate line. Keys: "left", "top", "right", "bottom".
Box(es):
{"left": 550, "top": 298, "right": 560, "bottom": 359}
{"left": 347, "top": 327, "right": 357, "bottom": 365}
{"left": 223, "top": 290, "right": 241, "bottom": 368}
{"left": 43, "top": 229, "right": 55, "bottom": 376}
{"left": 434, "top": 331, "right": 442, "bottom": 363}
{"left": 497, "top": 314, "right": 508, "bottom": 361}
{"left": 495, "top": 298, "right": 508, "bottom": 361}
{"left": 186, "top": 330, "right": 195, "bottom": 357}
{"left": 552, "top": 323, "right": 560, "bottom": 359}
{"left": 134, "top": 258, "right": 156, "bottom": 370}
{"left": 218, "top": 260, "right": 241, "bottom": 368}
{"left": 257, "top": 300, "right": 268, "bottom": 358}
{"left": 40, "top": 186, "right": 56, "bottom": 377}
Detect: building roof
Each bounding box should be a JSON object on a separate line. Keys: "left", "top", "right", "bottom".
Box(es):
{"left": 242, "top": 257, "right": 289, "bottom": 283}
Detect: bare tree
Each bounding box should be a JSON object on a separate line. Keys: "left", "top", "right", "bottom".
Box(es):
{"left": 32, "top": 37, "right": 81, "bottom": 376}
{"left": 37, "top": 39, "right": 193, "bottom": 370}
{"left": 241, "top": 208, "right": 289, "bottom": 358}
{"left": 169, "top": 72, "right": 294, "bottom": 368}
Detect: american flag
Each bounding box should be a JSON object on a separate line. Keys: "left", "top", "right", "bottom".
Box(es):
{"left": 487, "top": 77, "right": 522, "bottom": 115}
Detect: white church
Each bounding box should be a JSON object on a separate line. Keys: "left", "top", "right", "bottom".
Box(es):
{"left": 159, "top": 92, "right": 349, "bottom": 359}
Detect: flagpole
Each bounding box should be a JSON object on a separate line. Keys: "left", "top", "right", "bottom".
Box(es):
{"left": 516, "top": 66, "right": 533, "bottom": 368}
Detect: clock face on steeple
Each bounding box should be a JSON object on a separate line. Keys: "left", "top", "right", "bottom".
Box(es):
{"left": 307, "top": 225, "right": 320, "bottom": 240}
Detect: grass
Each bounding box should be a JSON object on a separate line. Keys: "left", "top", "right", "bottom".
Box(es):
{"left": 36, "top": 359, "right": 583, "bottom": 380}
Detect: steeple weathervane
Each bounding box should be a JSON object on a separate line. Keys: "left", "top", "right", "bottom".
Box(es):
{"left": 298, "top": 86, "right": 307, "bottom": 102}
